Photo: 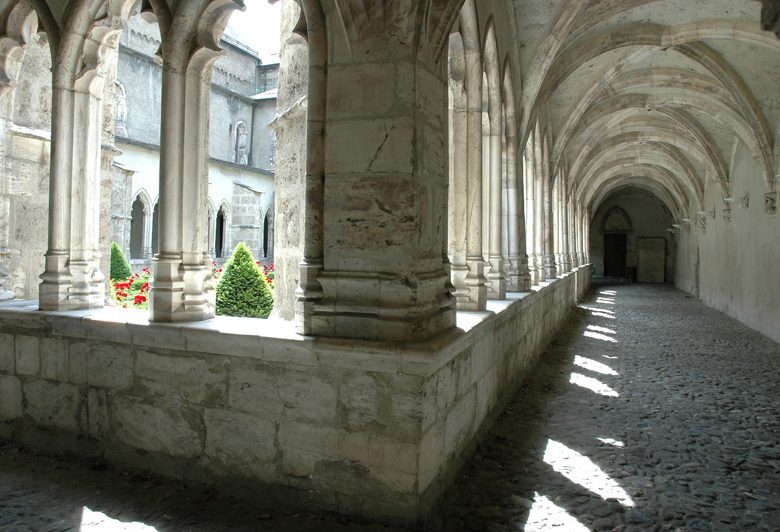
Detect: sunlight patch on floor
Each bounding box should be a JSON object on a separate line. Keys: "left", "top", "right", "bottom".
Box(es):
{"left": 599, "top": 290, "right": 617, "bottom": 296}
{"left": 586, "top": 324, "right": 616, "bottom": 335}
{"left": 81, "top": 507, "right": 158, "bottom": 531}
{"left": 543, "top": 440, "right": 635, "bottom": 507}
{"left": 584, "top": 330, "right": 618, "bottom": 343}
{"left": 596, "top": 297, "right": 615, "bottom": 305}
{"left": 597, "top": 437, "right": 625, "bottom": 448}
{"left": 570, "top": 372, "right": 619, "bottom": 397}
{"left": 602, "top": 355, "right": 618, "bottom": 359}
{"left": 574, "top": 355, "right": 618, "bottom": 376}
{"left": 523, "top": 492, "right": 589, "bottom": 531}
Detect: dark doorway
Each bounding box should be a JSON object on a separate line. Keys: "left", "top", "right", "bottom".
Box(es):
{"left": 603, "top": 233, "right": 627, "bottom": 277}
{"left": 215, "top": 208, "right": 226, "bottom": 259}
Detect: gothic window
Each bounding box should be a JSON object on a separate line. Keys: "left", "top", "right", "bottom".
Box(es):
{"left": 215, "top": 206, "right": 227, "bottom": 258}
{"left": 129, "top": 195, "right": 146, "bottom": 259}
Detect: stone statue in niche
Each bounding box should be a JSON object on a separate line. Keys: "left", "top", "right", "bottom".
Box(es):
{"left": 234, "top": 121, "right": 249, "bottom": 165}
{"left": 765, "top": 191, "right": 777, "bottom": 215}
{"left": 115, "top": 82, "right": 128, "bottom": 138}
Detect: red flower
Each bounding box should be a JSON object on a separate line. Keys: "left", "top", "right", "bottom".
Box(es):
{"left": 116, "top": 291, "right": 128, "bottom": 298}
{"left": 140, "top": 282, "right": 149, "bottom": 292}
{"left": 134, "top": 295, "right": 147, "bottom": 305}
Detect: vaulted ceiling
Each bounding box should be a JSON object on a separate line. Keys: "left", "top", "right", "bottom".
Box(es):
{"left": 513, "top": 0, "right": 780, "bottom": 217}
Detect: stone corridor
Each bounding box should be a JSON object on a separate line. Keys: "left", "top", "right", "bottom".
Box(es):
{"left": 1, "top": 281, "right": 779, "bottom": 531}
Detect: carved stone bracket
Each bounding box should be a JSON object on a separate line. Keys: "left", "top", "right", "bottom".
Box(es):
{"left": 765, "top": 191, "right": 777, "bottom": 215}
{"left": 722, "top": 206, "right": 732, "bottom": 223}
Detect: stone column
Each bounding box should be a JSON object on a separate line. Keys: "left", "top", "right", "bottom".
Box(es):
{"left": 524, "top": 136, "right": 537, "bottom": 285}
{"left": 461, "top": 0, "right": 487, "bottom": 310}
{"left": 447, "top": 33, "right": 470, "bottom": 307}
{"left": 568, "top": 196, "right": 579, "bottom": 268}
{"left": 309, "top": 5, "right": 456, "bottom": 341}
{"left": 503, "top": 98, "right": 530, "bottom": 291}
{"left": 485, "top": 64, "right": 505, "bottom": 299}
{"left": 149, "top": 0, "right": 244, "bottom": 322}
{"left": 559, "top": 180, "right": 571, "bottom": 273}
{"left": 541, "top": 134, "right": 557, "bottom": 280}
{"left": 39, "top": 13, "right": 127, "bottom": 310}
{"left": 533, "top": 125, "right": 545, "bottom": 283}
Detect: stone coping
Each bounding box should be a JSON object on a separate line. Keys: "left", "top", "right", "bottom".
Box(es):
{"left": 0, "top": 268, "right": 587, "bottom": 378}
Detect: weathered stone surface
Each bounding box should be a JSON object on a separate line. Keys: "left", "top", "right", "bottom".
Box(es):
{"left": 0, "top": 333, "right": 13, "bottom": 372}
{"left": 40, "top": 338, "right": 68, "bottom": 381}
{"left": 203, "top": 409, "right": 276, "bottom": 476}
{"left": 24, "top": 380, "right": 80, "bottom": 431}
{"left": 111, "top": 398, "right": 201, "bottom": 458}
{"left": 136, "top": 350, "right": 224, "bottom": 404}
{"left": 14, "top": 335, "right": 39, "bottom": 375}
{"left": 0, "top": 375, "right": 22, "bottom": 419}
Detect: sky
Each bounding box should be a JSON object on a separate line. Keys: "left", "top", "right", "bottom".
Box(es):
{"left": 225, "top": 1, "right": 282, "bottom": 64}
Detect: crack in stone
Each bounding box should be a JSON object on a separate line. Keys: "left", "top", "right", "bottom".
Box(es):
{"left": 367, "top": 123, "right": 391, "bottom": 171}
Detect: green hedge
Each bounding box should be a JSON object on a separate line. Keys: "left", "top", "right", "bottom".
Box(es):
{"left": 110, "top": 242, "right": 131, "bottom": 280}
{"left": 216, "top": 243, "right": 274, "bottom": 318}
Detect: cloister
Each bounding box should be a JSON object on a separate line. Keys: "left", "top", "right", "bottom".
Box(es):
{"left": 0, "top": 0, "right": 778, "bottom": 524}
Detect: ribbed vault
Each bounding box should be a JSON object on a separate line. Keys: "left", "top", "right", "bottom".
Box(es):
{"left": 514, "top": 0, "right": 780, "bottom": 226}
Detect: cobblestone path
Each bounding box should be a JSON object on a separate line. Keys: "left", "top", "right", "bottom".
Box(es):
{"left": 1, "top": 282, "right": 778, "bottom": 531}
{"left": 438, "top": 281, "right": 780, "bottom": 531}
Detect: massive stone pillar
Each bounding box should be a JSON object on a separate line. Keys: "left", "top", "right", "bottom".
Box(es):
{"left": 38, "top": 0, "right": 134, "bottom": 310}
{"left": 292, "top": 1, "right": 458, "bottom": 341}
{"left": 148, "top": 0, "right": 244, "bottom": 322}
{"left": 542, "top": 135, "right": 557, "bottom": 280}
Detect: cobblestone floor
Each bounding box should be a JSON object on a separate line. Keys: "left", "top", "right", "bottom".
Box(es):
{"left": 438, "top": 281, "right": 780, "bottom": 531}
{"left": 1, "top": 282, "right": 778, "bottom": 531}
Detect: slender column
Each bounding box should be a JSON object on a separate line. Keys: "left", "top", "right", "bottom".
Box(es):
{"left": 40, "top": 19, "right": 123, "bottom": 310}
{"left": 486, "top": 81, "right": 505, "bottom": 299}
{"left": 560, "top": 182, "right": 571, "bottom": 273}
{"left": 447, "top": 37, "right": 470, "bottom": 307}
{"left": 461, "top": 1, "right": 487, "bottom": 310}
{"left": 568, "top": 196, "right": 578, "bottom": 268}
{"left": 150, "top": 1, "right": 243, "bottom": 321}
{"left": 542, "top": 136, "right": 557, "bottom": 280}
{"left": 533, "top": 125, "right": 545, "bottom": 283}
{"left": 524, "top": 137, "right": 537, "bottom": 285}
{"left": 504, "top": 115, "right": 530, "bottom": 291}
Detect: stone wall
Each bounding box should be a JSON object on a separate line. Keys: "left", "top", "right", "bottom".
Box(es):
{"left": 0, "top": 266, "right": 590, "bottom": 522}
{"left": 230, "top": 182, "right": 263, "bottom": 253}
{"left": 675, "top": 139, "right": 780, "bottom": 343}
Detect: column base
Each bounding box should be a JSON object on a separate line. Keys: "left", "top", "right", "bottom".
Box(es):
{"left": 544, "top": 254, "right": 557, "bottom": 280}
{"left": 39, "top": 253, "right": 104, "bottom": 311}
{"left": 505, "top": 255, "right": 531, "bottom": 292}
{"left": 150, "top": 255, "right": 215, "bottom": 322}
{"left": 460, "top": 257, "right": 488, "bottom": 310}
{"left": 486, "top": 255, "right": 505, "bottom": 299}
{"left": 311, "top": 269, "right": 455, "bottom": 342}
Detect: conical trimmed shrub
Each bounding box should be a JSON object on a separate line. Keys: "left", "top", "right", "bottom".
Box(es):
{"left": 216, "top": 243, "right": 274, "bottom": 318}
{"left": 110, "top": 242, "right": 132, "bottom": 280}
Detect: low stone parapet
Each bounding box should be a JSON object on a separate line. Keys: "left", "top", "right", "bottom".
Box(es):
{"left": 0, "top": 266, "right": 590, "bottom": 522}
